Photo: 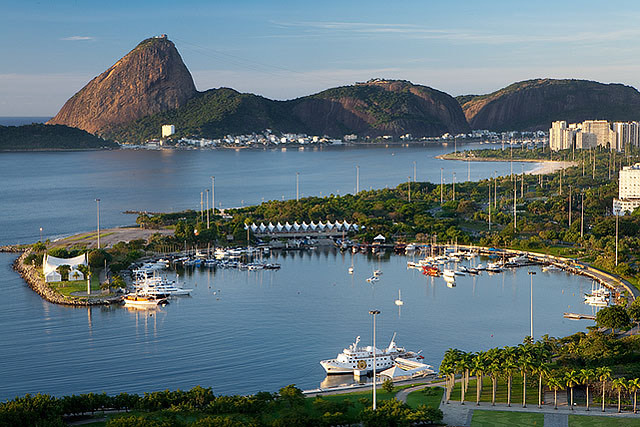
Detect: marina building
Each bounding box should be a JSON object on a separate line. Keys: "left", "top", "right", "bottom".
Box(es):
{"left": 245, "top": 220, "right": 362, "bottom": 238}
{"left": 613, "top": 163, "right": 640, "bottom": 215}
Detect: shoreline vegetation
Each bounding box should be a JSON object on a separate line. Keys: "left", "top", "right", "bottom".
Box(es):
{"left": 13, "top": 249, "right": 121, "bottom": 306}
{"left": 8, "top": 145, "right": 640, "bottom": 305}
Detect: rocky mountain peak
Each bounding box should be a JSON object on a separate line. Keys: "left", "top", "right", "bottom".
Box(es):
{"left": 48, "top": 36, "right": 197, "bottom": 134}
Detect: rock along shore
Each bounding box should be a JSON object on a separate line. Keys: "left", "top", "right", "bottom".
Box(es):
{"left": 13, "top": 250, "right": 122, "bottom": 306}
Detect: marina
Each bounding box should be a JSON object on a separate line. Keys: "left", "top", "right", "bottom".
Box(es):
{"left": 0, "top": 246, "right": 600, "bottom": 400}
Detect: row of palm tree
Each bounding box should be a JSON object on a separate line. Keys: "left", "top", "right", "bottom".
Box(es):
{"left": 440, "top": 340, "right": 640, "bottom": 413}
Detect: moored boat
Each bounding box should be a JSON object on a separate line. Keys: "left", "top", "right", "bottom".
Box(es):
{"left": 320, "top": 334, "right": 423, "bottom": 375}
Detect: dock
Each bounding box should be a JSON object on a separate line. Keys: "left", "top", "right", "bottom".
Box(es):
{"left": 563, "top": 312, "right": 596, "bottom": 320}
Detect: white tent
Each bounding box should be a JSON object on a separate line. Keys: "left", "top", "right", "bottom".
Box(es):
{"left": 44, "top": 271, "right": 62, "bottom": 283}
{"left": 43, "top": 253, "right": 87, "bottom": 277}
{"left": 68, "top": 269, "right": 85, "bottom": 281}
{"left": 373, "top": 234, "right": 386, "bottom": 243}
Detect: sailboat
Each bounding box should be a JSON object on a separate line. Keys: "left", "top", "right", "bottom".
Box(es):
{"left": 395, "top": 290, "right": 404, "bottom": 306}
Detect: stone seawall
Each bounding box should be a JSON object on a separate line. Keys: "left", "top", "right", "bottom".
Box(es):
{"left": 13, "top": 250, "right": 121, "bottom": 306}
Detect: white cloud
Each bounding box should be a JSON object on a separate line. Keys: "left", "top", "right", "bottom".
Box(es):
{"left": 271, "top": 21, "right": 640, "bottom": 46}
{"left": 61, "top": 36, "right": 94, "bottom": 41}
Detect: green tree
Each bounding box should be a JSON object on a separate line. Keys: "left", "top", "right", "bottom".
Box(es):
{"left": 56, "top": 264, "right": 71, "bottom": 281}
{"left": 612, "top": 377, "right": 627, "bottom": 413}
{"left": 519, "top": 345, "right": 535, "bottom": 408}
{"left": 547, "top": 375, "right": 563, "bottom": 410}
{"left": 596, "top": 305, "right": 631, "bottom": 331}
{"left": 277, "top": 384, "right": 304, "bottom": 408}
{"left": 579, "top": 368, "right": 595, "bottom": 412}
{"left": 597, "top": 366, "right": 612, "bottom": 412}
{"left": 628, "top": 378, "right": 640, "bottom": 414}
{"left": 502, "top": 346, "right": 518, "bottom": 407}
{"left": 471, "top": 351, "right": 487, "bottom": 406}
{"left": 565, "top": 370, "right": 580, "bottom": 411}
{"left": 382, "top": 378, "right": 394, "bottom": 393}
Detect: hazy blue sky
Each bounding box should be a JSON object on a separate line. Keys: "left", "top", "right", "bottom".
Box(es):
{"left": 3, "top": 0, "right": 640, "bottom": 115}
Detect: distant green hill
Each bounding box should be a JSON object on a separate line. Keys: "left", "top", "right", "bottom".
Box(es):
{"left": 0, "top": 124, "right": 118, "bottom": 150}
{"left": 104, "top": 80, "right": 470, "bottom": 143}
{"left": 458, "top": 79, "right": 640, "bottom": 131}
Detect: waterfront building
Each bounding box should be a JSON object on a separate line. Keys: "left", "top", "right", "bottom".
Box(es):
{"left": 246, "top": 220, "right": 362, "bottom": 238}
{"left": 613, "top": 121, "right": 640, "bottom": 151}
{"left": 550, "top": 119, "right": 626, "bottom": 151}
{"left": 613, "top": 163, "right": 640, "bottom": 215}
{"left": 161, "top": 124, "right": 175, "bottom": 138}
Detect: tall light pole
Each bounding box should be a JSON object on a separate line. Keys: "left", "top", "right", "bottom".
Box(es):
{"left": 369, "top": 309, "right": 380, "bottom": 410}
{"left": 39, "top": 227, "right": 43, "bottom": 243}
{"left": 206, "top": 189, "right": 210, "bottom": 229}
{"left": 580, "top": 191, "right": 584, "bottom": 238}
{"left": 616, "top": 213, "right": 619, "bottom": 266}
{"left": 528, "top": 271, "right": 536, "bottom": 339}
{"left": 494, "top": 171, "right": 498, "bottom": 208}
{"left": 413, "top": 161, "right": 417, "bottom": 182}
{"left": 568, "top": 186, "right": 572, "bottom": 227}
{"left": 513, "top": 180, "right": 517, "bottom": 231}
{"left": 452, "top": 172, "right": 456, "bottom": 201}
{"left": 95, "top": 199, "right": 100, "bottom": 249}
{"left": 296, "top": 172, "right": 300, "bottom": 201}
{"left": 488, "top": 182, "right": 491, "bottom": 231}
{"left": 440, "top": 168, "right": 443, "bottom": 204}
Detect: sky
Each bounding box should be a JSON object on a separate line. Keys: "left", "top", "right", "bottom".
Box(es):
{"left": 3, "top": 0, "right": 640, "bottom": 116}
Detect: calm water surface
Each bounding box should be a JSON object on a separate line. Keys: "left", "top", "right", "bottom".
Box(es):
{"left": 0, "top": 250, "right": 594, "bottom": 400}
{"left": 1, "top": 144, "right": 532, "bottom": 245}
{"left": 0, "top": 144, "right": 585, "bottom": 401}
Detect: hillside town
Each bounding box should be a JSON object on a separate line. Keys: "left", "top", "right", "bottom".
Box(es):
{"left": 134, "top": 126, "right": 548, "bottom": 149}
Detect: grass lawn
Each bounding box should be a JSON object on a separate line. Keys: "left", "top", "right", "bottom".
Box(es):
{"left": 48, "top": 274, "right": 102, "bottom": 297}
{"left": 569, "top": 415, "right": 640, "bottom": 427}
{"left": 450, "top": 376, "right": 539, "bottom": 405}
{"left": 471, "top": 410, "right": 543, "bottom": 426}
{"left": 405, "top": 386, "right": 443, "bottom": 409}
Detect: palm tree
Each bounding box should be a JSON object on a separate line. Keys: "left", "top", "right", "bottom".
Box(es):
{"left": 519, "top": 347, "right": 535, "bottom": 408}
{"left": 441, "top": 348, "right": 461, "bottom": 404}
{"left": 456, "top": 353, "right": 470, "bottom": 405}
{"left": 535, "top": 364, "right": 550, "bottom": 409}
{"left": 628, "top": 378, "right": 640, "bottom": 414}
{"left": 548, "top": 375, "right": 563, "bottom": 410}
{"left": 578, "top": 369, "right": 595, "bottom": 412}
{"left": 56, "top": 264, "right": 71, "bottom": 281}
{"left": 471, "top": 352, "right": 487, "bottom": 406}
{"left": 502, "top": 346, "right": 518, "bottom": 407}
{"left": 612, "top": 377, "right": 627, "bottom": 413}
{"left": 485, "top": 347, "right": 502, "bottom": 407}
{"left": 565, "top": 370, "right": 580, "bottom": 411}
{"left": 597, "top": 366, "right": 612, "bottom": 412}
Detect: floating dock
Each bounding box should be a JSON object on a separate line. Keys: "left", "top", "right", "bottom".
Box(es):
{"left": 563, "top": 312, "right": 596, "bottom": 320}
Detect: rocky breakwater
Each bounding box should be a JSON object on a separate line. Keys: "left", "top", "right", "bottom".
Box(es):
{"left": 13, "top": 250, "right": 122, "bottom": 306}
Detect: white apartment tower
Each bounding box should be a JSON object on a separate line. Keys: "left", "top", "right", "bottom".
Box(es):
{"left": 613, "top": 163, "right": 640, "bottom": 215}
{"left": 161, "top": 124, "right": 175, "bottom": 138}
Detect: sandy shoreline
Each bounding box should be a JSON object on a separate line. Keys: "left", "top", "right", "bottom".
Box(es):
{"left": 436, "top": 154, "right": 577, "bottom": 175}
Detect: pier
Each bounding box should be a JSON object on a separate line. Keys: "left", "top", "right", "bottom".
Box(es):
{"left": 563, "top": 312, "right": 596, "bottom": 320}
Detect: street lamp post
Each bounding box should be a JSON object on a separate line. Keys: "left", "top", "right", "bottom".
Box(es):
{"left": 211, "top": 176, "right": 215, "bottom": 220}
{"left": 369, "top": 309, "right": 380, "bottom": 410}
{"left": 206, "top": 189, "right": 210, "bottom": 229}
{"left": 528, "top": 271, "right": 536, "bottom": 339}
{"left": 440, "top": 168, "right": 443, "bottom": 204}
{"left": 95, "top": 199, "right": 100, "bottom": 249}
{"left": 39, "top": 227, "right": 43, "bottom": 243}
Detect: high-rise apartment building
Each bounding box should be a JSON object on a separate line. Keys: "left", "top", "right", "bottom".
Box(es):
{"left": 613, "top": 163, "right": 640, "bottom": 215}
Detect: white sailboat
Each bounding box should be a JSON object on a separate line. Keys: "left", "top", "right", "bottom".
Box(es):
{"left": 395, "top": 290, "right": 404, "bottom": 306}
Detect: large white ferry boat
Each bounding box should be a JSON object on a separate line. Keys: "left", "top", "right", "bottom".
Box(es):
{"left": 320, "top": 334, "right": 423, "bottom": 375}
